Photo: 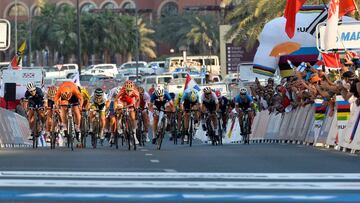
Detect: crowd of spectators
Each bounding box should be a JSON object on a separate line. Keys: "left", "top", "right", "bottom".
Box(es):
{"left": 250, "top": 51, "right": 360, "bottom": 116}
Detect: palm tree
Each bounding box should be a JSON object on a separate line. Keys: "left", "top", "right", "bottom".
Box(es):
{"left": 225, "top": 0, "right": 324, "bottom": 51}
{"left": 186, "top": 14, "right": 219, "bottom": 55}
{"left": 124, "top": 17, "right": 157, "bottom": 61}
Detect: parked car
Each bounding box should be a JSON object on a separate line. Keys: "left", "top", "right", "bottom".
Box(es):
{"left": 44, "top": 64, "right": 79, "bottom": 79}
{"left": 119, "top": 61, "right": 163, "bottom": 75}
{"left": 87, "top": 75, "right": 117, "bottom": 94}
{"left": 141, "top": 74, "right": 173, "bottom": 92}
{"left": 84, "top": 64, "right": 118, "bottom": 77}
{"left": 147, "top": 61, "right": 165, "bottom": 74}
{"left": 115, "top": 73, "right": 142, "bottom": 83}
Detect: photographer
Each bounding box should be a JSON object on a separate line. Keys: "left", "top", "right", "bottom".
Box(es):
{"left": 341, "top": 71, "right": 360, "bottom": 106}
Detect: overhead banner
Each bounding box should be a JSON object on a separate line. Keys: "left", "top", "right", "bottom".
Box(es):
{"left": 317, "top": 22, "right": 360, "bottom": 52}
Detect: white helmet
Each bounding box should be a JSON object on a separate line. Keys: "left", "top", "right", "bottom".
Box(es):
{"left": 113, "top": 87, "right": 120, "bottom": 96}
{"left": 26, "top": 82, "right": 36, "bottom": 91}
{"left": 203, "top": 87, "right": 212, "bottom": 94}
{"left": 239, "top": 87, "right": 247, "bottom": 95}
{"left": 155, "top": 87, "right": 164, "bottom": 97}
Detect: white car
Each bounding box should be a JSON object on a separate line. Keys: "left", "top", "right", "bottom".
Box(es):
{"left": 84, "top": 64, "right": 118, "bottom": 77}
{"left": 44, "top": 64, "right": 79, "bottom": 79}
{"left": 118, "top": 61, "right": 163, "bottom": 75}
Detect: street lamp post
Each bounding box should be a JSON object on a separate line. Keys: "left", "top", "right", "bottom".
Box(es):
{"left": 135, "top": 7, "right": 140, "bottom": 81}
{"left": 76, "top": 0, "right": 81, "bottom": 75}
{"left": 219, "top": 1, "right": 226, "bottom": 24}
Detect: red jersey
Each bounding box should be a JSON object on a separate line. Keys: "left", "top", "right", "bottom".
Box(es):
{"left": 117, "top": 87, "right": 140, "bottom": 107}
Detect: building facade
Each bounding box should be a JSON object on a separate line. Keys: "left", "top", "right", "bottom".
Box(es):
{"left": 0, "top": 0, "right": 223, "bottom": 21}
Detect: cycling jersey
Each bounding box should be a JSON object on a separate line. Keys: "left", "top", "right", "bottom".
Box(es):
{"left": 150, "top": 92, "right": 172, "bottom": 110}
{"left": 174, "top": 93, "right": 183, "bottom": 109}
{"left": 25, "top": 87, "right": 44, "bottom": 108}
{"left": 201, "top": 92, "right": 218, "bottom": 113}
{"left": 107, "top": 87, "right": 119, "bottom": 101}
{"left": 181, "top": 90, "right": 199, "bottom": 110}
{"left": 117, "top": 87, "right": 140, "bottom": 107}
{"left": 139, "top": 92, "right": 150, "bottom": 109}
{"left": 54, "top": 81, "right": 82, "bottom": 104}
{"left": 218, "top": 96, "right": 229, "bottom": 113}
{"left": 234, "top": 94, "right": 253, "bottom": 109}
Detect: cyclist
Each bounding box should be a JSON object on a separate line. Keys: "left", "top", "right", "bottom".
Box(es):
{"left": 138, "top": 86, "right": 151, "bottom": 142}
{"left": 89, "top": 88, "right": 107, "bottom": 143}
{"left": 174, "top": 92, "right": 184, "bottom": 138}
{"left": 216, "top": 90, "right": 229, "bottom": 131}
{"left": 54, "top": 81, "right": 83, "bottom": 141}
{"left": 234, "top": 87, "right": 255, "bottom": 137}
{"left": 44, "top": 86, "right": 58, "bottom": 142}
{"left": 200, "top": 87, "right": 219, "bottom": 138}
{"left": 24, "top": 82, "right": 46, "bottom": 140}
{"left": 107, "top": 86, "right": 120, "bottom": 144}
{"left": 149, "top": 87, "right": 175, "bottom": 144}
{"left": 115, "top": 80, "right": 140, "bottom": 144}
{"left": 180, "top": 89, "right": 200, "bottom": 142}
{"left": 78, "top": 86, "right": 91, "bottom": 111}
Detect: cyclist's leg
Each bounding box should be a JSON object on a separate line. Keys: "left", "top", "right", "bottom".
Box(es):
{"left": 238, "top": 110, "right": 244, "bottom": 135}
{"left": 152, "top": 114, "right": 159, "bottom": 144}
{"left": 142, "top": 110, "right": 150, "bottom": 141}
{"left": 88, "top": 104, "right": 96, "bottom": 132}
{"left": 59, "top": 105, "right": 68, "bottom": 131}
{"left": 72, "top": 105, "right": 81, "bottom": 131}
{"left": 99, "top": 111, "right": 106, "bottom": 140}
{"left": 183, "top": 101, "right": 191, "bottom": 132}
{"left": 129, "top": 109, "right": 139, "bottom": 144}
{"left": 27, "top": 108, "right": 35, "bottom": 139}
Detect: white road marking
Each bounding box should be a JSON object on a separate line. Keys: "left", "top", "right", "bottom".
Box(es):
{"left": 140, "top": 149, "right": 149, "bottom": 152}
{"left": 0, "top": 179, "right": 359, "bottom": 190}
{"left": 163, "top": 169, "right": 177, "bottom": 173}
{"left": 1, "top": 171, "right": 360, "bottom": 180}
{"left": 150, "top": 160, "right": 160, "bottom": 163}
{"left": 145, "top": 153, "right": 153, "bottom": 156}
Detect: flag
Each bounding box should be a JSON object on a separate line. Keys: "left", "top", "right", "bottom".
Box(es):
{"left": 184, "top": 74, "right": 201, "bottom": 92}
{"left": 324, "top": 0, "right": 339, "bottom": 51}
{"left": 284, "top": 0, "right": 308, "bottom": 38}
{"left": 296, "top": 62, "right": 307, "bottom": 72}
{"left": 8, "top": 41, "right": 26, "bottom": 70}
{"left": 313, "top": 60, "right": 324, "bottom": 70}
{"left": 72, "top": 71, "right": 81, "bottom": 86}
{"left": 287, "top": 60, "right": 295, "bottom": 69}
{"left": 321, "top": 52, "right": 341, "bottom": 68}
{"left": 339, "top": 0, "right": 357, "bottom": 17}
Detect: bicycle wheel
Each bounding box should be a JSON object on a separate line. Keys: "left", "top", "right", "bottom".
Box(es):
{"left": 157, "top": 118, "right": 166, "bottom": 150}
{"left": 114, "top": 131, "right": 119, "bottom": 149}
{"left": 189, "top": 117, "right": 193, "bottom": 147}
{"left": 206, "top": 119, "right": 215, "bottom": 146}
{"left": 32, "top": 112, "right": 38, "bottom": 148}
{"left": 136, "top": 118, "right": 143, "bottom": 146}
{"left": 128, "top": 118, "right": 136, "bottom": 151}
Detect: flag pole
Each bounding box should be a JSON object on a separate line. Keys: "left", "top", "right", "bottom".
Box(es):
{"left": 15, "top": 0, "right": 18, "bottom": 54}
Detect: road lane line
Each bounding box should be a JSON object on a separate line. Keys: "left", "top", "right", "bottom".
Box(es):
{"left": 150, "top": 160, "right": 159, "bottom": 163}
{"left": 1, "top": 172, "right": 360, "bottom": 180}
{"left": 0, "top": 180, "right": 359, "bottom": 190}
{"left": 1, "top": 191, "right": 358, "bottom": 202}
{"left": 145, "top": 153, "right": 153, "bottom": 156}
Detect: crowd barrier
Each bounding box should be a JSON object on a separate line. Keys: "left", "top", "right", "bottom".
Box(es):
{"left": 194, "top": 98, "right": 360, "bottom": 154}
{"left": 0, "top": 108, "right": 31, "bottom": 147}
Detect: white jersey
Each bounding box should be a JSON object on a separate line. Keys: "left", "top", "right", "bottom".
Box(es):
{"left": 108, "top": 87, "right": 119, "bottom": 101}
{"left": 200, "top": 92, "right": 219, "bottom": 104}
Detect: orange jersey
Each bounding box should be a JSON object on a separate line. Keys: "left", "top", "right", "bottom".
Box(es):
{"left": 117, "top": 87, "right": 140, "bottom": 107}
{"left": 54, "top": 81, "right": 83, "bottom": 104}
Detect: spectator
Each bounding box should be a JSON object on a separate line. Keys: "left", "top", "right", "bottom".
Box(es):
{"left": 15, "top": 98, "right": 27, "bottom": 117}
{"left": 341, "top": 71, "right": 360, "bottom": 106}
{"left": 148, "top": 84, "right": 155, "bottom": 95}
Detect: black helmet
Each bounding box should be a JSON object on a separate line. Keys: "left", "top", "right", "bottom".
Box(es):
{"left": 94, "top": 88, "right": 104, "bottom": 97}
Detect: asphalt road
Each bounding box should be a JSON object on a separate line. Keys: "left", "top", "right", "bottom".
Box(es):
{"left": 0, "top": 136, "right": 359, "bottom": 203}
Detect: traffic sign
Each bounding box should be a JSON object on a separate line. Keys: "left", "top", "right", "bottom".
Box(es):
{"left": 0, "top": 19, "right": 10, "bottom": 51}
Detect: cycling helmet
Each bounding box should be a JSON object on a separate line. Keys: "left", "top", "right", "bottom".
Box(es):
{"left": 203, "top": 87, "right": 212, "bottom": 94}
{"left": 155, "top": 87, "right": 164, "bottom": 97}
{"left": 215, "top": 89, "right": 221, "bottom": 98}
{"left": 239, "top": 87, "right": 247, "bottom": 95}
{"left": 138, "top": 86, "right": 145, "bottom": 94}
{"left": 189, "top": 90, "right": 198, "bottom": 102}
{"left": 26, "top": 82, "right": 36, "bottom": 92}
{"left": 47, "top": 86, "right": 57, "bottom": 98}
{"left": 94, "top": 88, "right": 104, "bottom": 97}
{"left": 124, "top": 80, "right": 134, "bottom": 91}
{"left": 61, "top": 87, "right": 72, "bottom": 100}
